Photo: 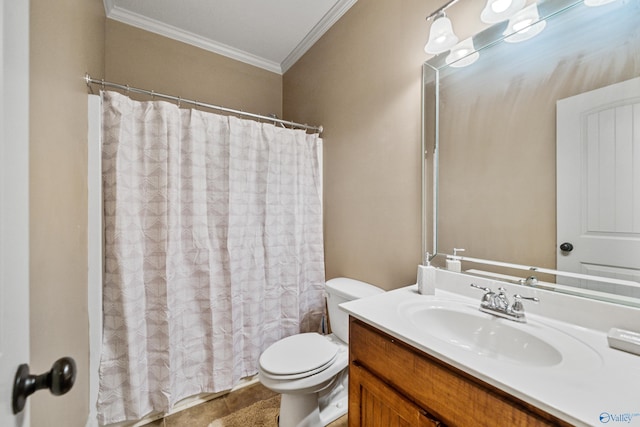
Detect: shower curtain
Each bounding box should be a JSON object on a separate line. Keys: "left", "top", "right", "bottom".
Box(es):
{"left": 97, "top": 91, "right": 325, "bottom": 424}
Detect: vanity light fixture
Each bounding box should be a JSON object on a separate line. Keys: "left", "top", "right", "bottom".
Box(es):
{"left": 445, "top": 37, "right": 480, "bottom": 67}
{"left": 480, "top": 0, "right": 526, "bottom": 23}
{"left": 503, "top": 3, "right": 546, "bottom": 43}
{"left": 425, "top": 11, "right": 459, "bottom": 54}
{"left": 423, "top": 0, "right": 545, "bottom": 56}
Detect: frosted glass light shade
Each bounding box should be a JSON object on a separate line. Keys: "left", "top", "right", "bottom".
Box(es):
{"left": 480, "top": 0, "right": 526, "bottom": 23}
{"left": 503, "top": 3, "right": 546, "bottom": 43}
{"left": 445, "top": 38, "right": 480, "bottom": 68}
{"left": 424, "top": 15, "right": 459, "bottom": 54}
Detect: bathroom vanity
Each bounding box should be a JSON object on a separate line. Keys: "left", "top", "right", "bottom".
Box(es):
{"left": 341, "top": 270, "right": 640, "bottom": 427}
{"left": 348, "top": 318, "right": 570, "bottom": 426}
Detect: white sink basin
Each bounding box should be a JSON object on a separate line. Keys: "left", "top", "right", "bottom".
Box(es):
{"left": 399, "top": 299, "right": 602, "bottom": 369}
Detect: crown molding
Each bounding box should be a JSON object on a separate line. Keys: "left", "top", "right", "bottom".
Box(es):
{"left": 104, "top": 2, "right": 283, "bottom": 74}
{"left": 103, "top": 0, "right": 357, "bottom": 75}
{"left": 103, "top": 0, "right": 114, "bottom": 16}
{"left": 281, "top": 0, "right": 358, "bottom": 73}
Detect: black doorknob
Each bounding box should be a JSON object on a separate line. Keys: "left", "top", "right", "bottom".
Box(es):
{"left": 559, "top": 242, "right": 574, "bottom": 252}
{"left": 12, "top": 357, "right": 76, "bottom": 414}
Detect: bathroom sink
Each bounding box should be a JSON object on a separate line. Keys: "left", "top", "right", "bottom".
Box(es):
{"left": 399, "top": 299, "right": 602, "bottom": 369}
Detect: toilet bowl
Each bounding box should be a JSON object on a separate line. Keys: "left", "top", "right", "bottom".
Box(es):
{"left": 258, "top": 278, "right": 384, "bottom": 427}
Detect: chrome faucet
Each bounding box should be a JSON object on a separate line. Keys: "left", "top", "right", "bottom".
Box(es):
{"left": 470, "top": 284, "right": 539, "bottom": 323}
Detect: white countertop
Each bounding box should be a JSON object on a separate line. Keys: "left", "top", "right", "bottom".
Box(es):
{"left": 340, "top": 271, "right": 640, "bottom": 426}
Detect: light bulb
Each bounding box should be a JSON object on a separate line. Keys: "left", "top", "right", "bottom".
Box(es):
{"left": 491, "top": 0, "right": 512, "bottom": 13}
{"left": 503, "top": 3, "right": 546, "bottom": 43}
{"left": 446, "top": 37, "right": 480, "bottom": 68}
{"left": 512, "top": 18, "right": 534, "bottom": 32}
{"left": 481, "top": 0, "right": 526, "bottom": 23}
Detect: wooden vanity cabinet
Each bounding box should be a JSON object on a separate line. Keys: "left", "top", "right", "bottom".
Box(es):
{"left": 348, "top": 318, "right": 572, "bottom": 427}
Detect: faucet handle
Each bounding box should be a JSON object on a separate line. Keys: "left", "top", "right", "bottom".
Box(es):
{"left": 513, "top": 294, "right": 539, "bottom": 302}
{"left": 512, "top": 294, "right": 539, "bottom": 312}
{"left": 470, "top": 283, "right": 491, "bottom": 293}
{"left": 470, "top": 284, "right": 494, "bottom": 306}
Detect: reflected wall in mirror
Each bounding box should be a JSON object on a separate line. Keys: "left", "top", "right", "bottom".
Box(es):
{"left": 423, "top": 0, "right": 640, "bottom": 306}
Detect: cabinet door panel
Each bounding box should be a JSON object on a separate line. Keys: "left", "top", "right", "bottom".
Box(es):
{"left": 350, "top": 362, "right": 442, "bottom": 427}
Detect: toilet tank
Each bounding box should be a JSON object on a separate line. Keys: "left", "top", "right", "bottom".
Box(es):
{"left": 325, "top": 278, "right": 384, "bottom": 343}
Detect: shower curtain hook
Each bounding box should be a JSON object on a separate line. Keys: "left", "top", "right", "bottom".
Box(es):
{"left": 150, "top": 90, "right": 155, "bottom": 100}
{"left": 125, "top": 84, "right": 130, "bottom": 94}
{"left": 177, "top": 97, "right": 181, "bottom": 108}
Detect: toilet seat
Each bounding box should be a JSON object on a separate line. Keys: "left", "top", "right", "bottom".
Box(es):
{"left": 259, "top": 333, "right": 338, "bottom": 380}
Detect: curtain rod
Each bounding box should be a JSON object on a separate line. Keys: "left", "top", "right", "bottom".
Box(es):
{"left": 84, "top": 73, "right": 323, "bottom": 134}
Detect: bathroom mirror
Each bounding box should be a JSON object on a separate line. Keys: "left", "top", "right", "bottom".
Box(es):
{"left": 422, "top": 0, "right": 640, "bottom": 306}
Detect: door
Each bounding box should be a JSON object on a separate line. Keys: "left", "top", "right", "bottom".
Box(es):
{"left": 557, "top": 76, "right": 640, "bottom": 297}
{"left": 0, "top": 0, "right": 30, "bottom": 424}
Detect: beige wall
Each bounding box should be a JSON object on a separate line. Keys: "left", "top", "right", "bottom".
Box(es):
{"left": 283, "top": 0, "right": 439, "bottom": 290}
{"left": 29, "top": 0, "right": 105, "bottom": 425}
{"left": 105, "top": 20, "right": 283, "bottom": 118}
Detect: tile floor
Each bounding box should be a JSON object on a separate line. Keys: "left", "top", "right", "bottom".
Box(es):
{"left": 145, "top": 382, "right": 348, "bottom": 426}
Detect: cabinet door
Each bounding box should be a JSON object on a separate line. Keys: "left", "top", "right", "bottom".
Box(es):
{"left": 349, "top": 363, "right": 443, "bottom": 427}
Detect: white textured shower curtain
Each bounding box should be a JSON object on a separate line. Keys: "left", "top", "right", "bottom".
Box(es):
{"left": 97, "top": 91, "right": 325, "bottom": 424}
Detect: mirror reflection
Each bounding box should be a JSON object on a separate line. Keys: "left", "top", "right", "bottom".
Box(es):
{"left": 423, "top": 0, "right": 640, "bottom": 306}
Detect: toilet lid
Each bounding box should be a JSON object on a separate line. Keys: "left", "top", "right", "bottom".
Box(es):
{"left": 260, "top": 333, "right": 338, "bottom": 378}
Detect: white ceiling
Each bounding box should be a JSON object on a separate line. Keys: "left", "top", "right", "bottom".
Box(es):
{"left": 104, "top": 0, "right": 357, "bottom": 74}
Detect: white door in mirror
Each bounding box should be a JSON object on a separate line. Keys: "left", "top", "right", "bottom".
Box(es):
{"left": 557, "top": 76, "right": 640, "bottom": 298}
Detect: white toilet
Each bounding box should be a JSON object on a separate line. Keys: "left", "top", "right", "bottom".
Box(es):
{"left": 258, "top": 277, "right": 384, "bottom": 427}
